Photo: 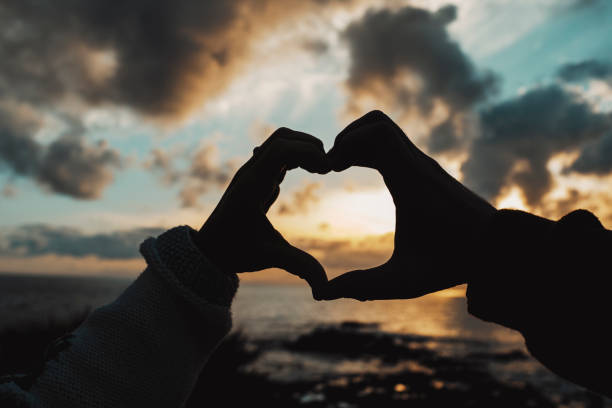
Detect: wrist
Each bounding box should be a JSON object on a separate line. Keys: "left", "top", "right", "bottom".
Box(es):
{"left": 140, "top": 226, "right": 239, "bottom": 308}
{"left": 193, "top": 224, "right": 233, "bottom": 275}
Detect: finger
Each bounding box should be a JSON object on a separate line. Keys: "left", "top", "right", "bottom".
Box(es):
{"left": 269, "top": 241, "right": 329, "bottom": 300}
{"left": 328, "top": 110, "right": 420, "bottom": 173}
{"left": 223, "top": 129, "right": 329, "bottom": 209}
{"left": 320, "top": 262, "right": 398, "bottom": 301}
{"left": 225, "top": 127, "right": 319, "bottom": 192}
{"left": 254, "top": 135, "right": 330, "bottom": 178}
{"left": 261, "top": 127, "right": 325, "bottom": 152}
{"left": 335, "top": 110, "right": 391, "bottom": 144}
{"left": 327, "top": 120, "right": 395, "bottom": 172}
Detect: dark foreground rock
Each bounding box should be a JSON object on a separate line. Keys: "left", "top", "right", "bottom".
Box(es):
{"left": 1, "top": 319, "right": 608, "bottom": 407}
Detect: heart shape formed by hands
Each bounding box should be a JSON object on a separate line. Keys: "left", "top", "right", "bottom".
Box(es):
{"left": 195, "top": 111, "right": 495, "bottom": 302}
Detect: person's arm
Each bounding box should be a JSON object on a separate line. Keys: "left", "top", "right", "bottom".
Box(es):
{"left": 320, "top": 110, "right": 612, "bottom": 397}
{"left": 0, "top": 226, "right": 238, "bottom": 408}
{"left": 0, "top": 127, "right": 330, "bottom": 407}
{"left": 467, "top": 208, "right": 612, "bottom": 398}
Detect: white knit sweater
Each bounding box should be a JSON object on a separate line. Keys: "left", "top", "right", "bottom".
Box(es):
{"left": 0, "top": 226, "right": 239, "bottom": 408}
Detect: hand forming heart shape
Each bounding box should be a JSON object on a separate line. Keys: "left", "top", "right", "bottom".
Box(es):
{"left": 194, "top": 110, "right": 496, "bottom": 302}
{"left": 193, "top": 128, "right": 331, "bottom": 299}
{"left": 323, "top": 110, "right": 496, "bottom": 300}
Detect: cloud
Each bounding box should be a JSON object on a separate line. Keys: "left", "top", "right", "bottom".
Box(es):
{"left": 301, "top": 38, "right": 330, "bottom": 55}
{"left": 554, "top": 59, "right": 612, "bottom": 177}
{"left": 144, "top": 142, "right": 235, "bottom": 208}
{"left": 565, "top": 132, "right": 612, "bottom": 175}
{"left": 277, "top": 182, "right": 321, "bottom": 215}
{"left": 0, "top": 102, "right": 121, "bottom": 199}
{"left": 249, "top": 120, "right": 277, "bottom": 145}
{"left": 461, "top": 85, "right": 612, "bottom": 206}
{"left": 565, "top": 0, "right": 605, "bottom": 10}
{"left": 0, "top": 1, "right": 240, "bottom": 118}
{"left": 38, "top": 137, "right": 121, "bottom": 199}
{"left": 1, "top": 183, "right": 17, "bottom": 197}
{"left": 558, "top": 60, "right": 612, "bottom": 83}
{"left": 338, "top": 6, "right": 612, "bottom": 214}
{"left": 1, "top": 0, "right": 353, "bottom": 199}
{"left": 342, "top": 4, "right": 497, "bottom": 152}
{"left": 179, "top": 144, "right": 235, "bottom": 207}
{"left": 0, "top": 225, "right": 165, "bottom": 259}
{"left": 143, "top": 148, "right": 182, "bottom": 186}
{"left": 293, "top": 233, "right": 393, "bottom": 275}
{"left": 0, "top": 0, "right": 355, "bottom": 120}
{"left": 0, "top": 221, "right": 394, "bottom": 274}
{"left": 0, "top": 0, "right": 250, "bottom": 199}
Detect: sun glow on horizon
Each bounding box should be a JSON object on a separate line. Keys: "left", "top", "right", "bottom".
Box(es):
{"left": 495, "top": 187, "right": 529, "bottom": 212}
{"left": 271, "top": 186, "right": 396, "bottom": 240}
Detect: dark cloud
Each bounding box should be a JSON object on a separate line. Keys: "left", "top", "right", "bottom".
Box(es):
{"left": 0, "top": 1, "right": 241, "bottom": 118}
{"left": 566, "top": 0, "right": 604, "bottom": 10}
{"left": 558, "top": 60, "right": 612, "bottom": 83}
{"left": 565, "top": 132, "right": 612, "bottom": 175}
{"left": 38, "top": 137, "right": 121, "bottom": 199}
{"left": 428, "top": 118, "right": 457, "bottom": 154}
{"left": 0, "top": 0, "right": 351, "bottom": 119}
{"left": 462, "top": 85, "right": 612, "bottom": 206}
{"left": 277, "top": 182, "right": 321, "bottom": 215}
{"left": 0, "top": 0, "right": 246, "bottom": 198}
{"left": 1, "top": 0, "right": 350, "bottom": 198}
{"left": 0, "top": 222, "right": 394, "bottom": 274}
{"left": 0, "top": 104, "right": 121, "bottom": 199}
{"left": 0, "top": 104, "right": 42, "bottom": 175}
{"left": 0, "top": 225, "right": 165, "bottom": 259}
{"left": 342, "top": 4, "right": 497, "bottom": 152}
{"left": 554, "top": 59, "right": 612, "bottom": 176}
{"left": 342, "top": 9, "right": 612, "bottom": 210}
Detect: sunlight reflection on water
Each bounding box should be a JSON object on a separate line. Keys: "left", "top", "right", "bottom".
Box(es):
{"left": 232, "top": 283, "right": 523, "bottom": 345}
{"left": 0, "top": 274, "right": 522, "bottom": 346}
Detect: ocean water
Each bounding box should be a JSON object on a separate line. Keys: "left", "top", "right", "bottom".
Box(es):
{"left": 0, "top": 273, "right": 609, "bottom": 406}
{"left": 233, "top": 283, "right": 524, "bottom": 345}
{"left": 0, "top": 273, "right": 520, "bottom": 343}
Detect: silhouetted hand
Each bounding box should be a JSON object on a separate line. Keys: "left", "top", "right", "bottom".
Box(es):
{"left": 322, "top": 110, "right": 496, "bottom": 301}
{"left": 194, "top": 128, "right": 331, "bottom": 299}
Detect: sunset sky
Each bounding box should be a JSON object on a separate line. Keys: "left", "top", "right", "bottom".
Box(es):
{"left": 1, "top": 0, "right": 611, "bottom": 279}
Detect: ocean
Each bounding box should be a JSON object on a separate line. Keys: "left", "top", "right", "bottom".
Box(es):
{"left": 0, "top": 273, "right": 609, "bottom": 407}
{"left": 0, "top": 273, "right": 521, "bottom": 342}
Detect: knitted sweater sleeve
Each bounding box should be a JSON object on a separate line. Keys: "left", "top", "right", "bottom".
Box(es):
{"left": 0, "top": 225, "right": 239, "bottom": 408}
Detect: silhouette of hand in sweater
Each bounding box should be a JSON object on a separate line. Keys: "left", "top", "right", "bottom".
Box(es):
{"left": 322, "top": 110, "right": 495, "bottom": 300}
{"left": 194, "top": 128, "right": 331, "bottom": 299}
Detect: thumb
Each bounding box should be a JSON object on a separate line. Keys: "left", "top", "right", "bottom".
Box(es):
{"left": 320, "top": 262, "right": 399, "bottom": 301}
{"left": 269, "top": 241, "right": 329, "bottom": 300}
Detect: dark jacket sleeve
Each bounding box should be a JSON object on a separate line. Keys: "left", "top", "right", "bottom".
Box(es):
{"left": 467, "top": 209, "right": 612, "bottom": 397}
